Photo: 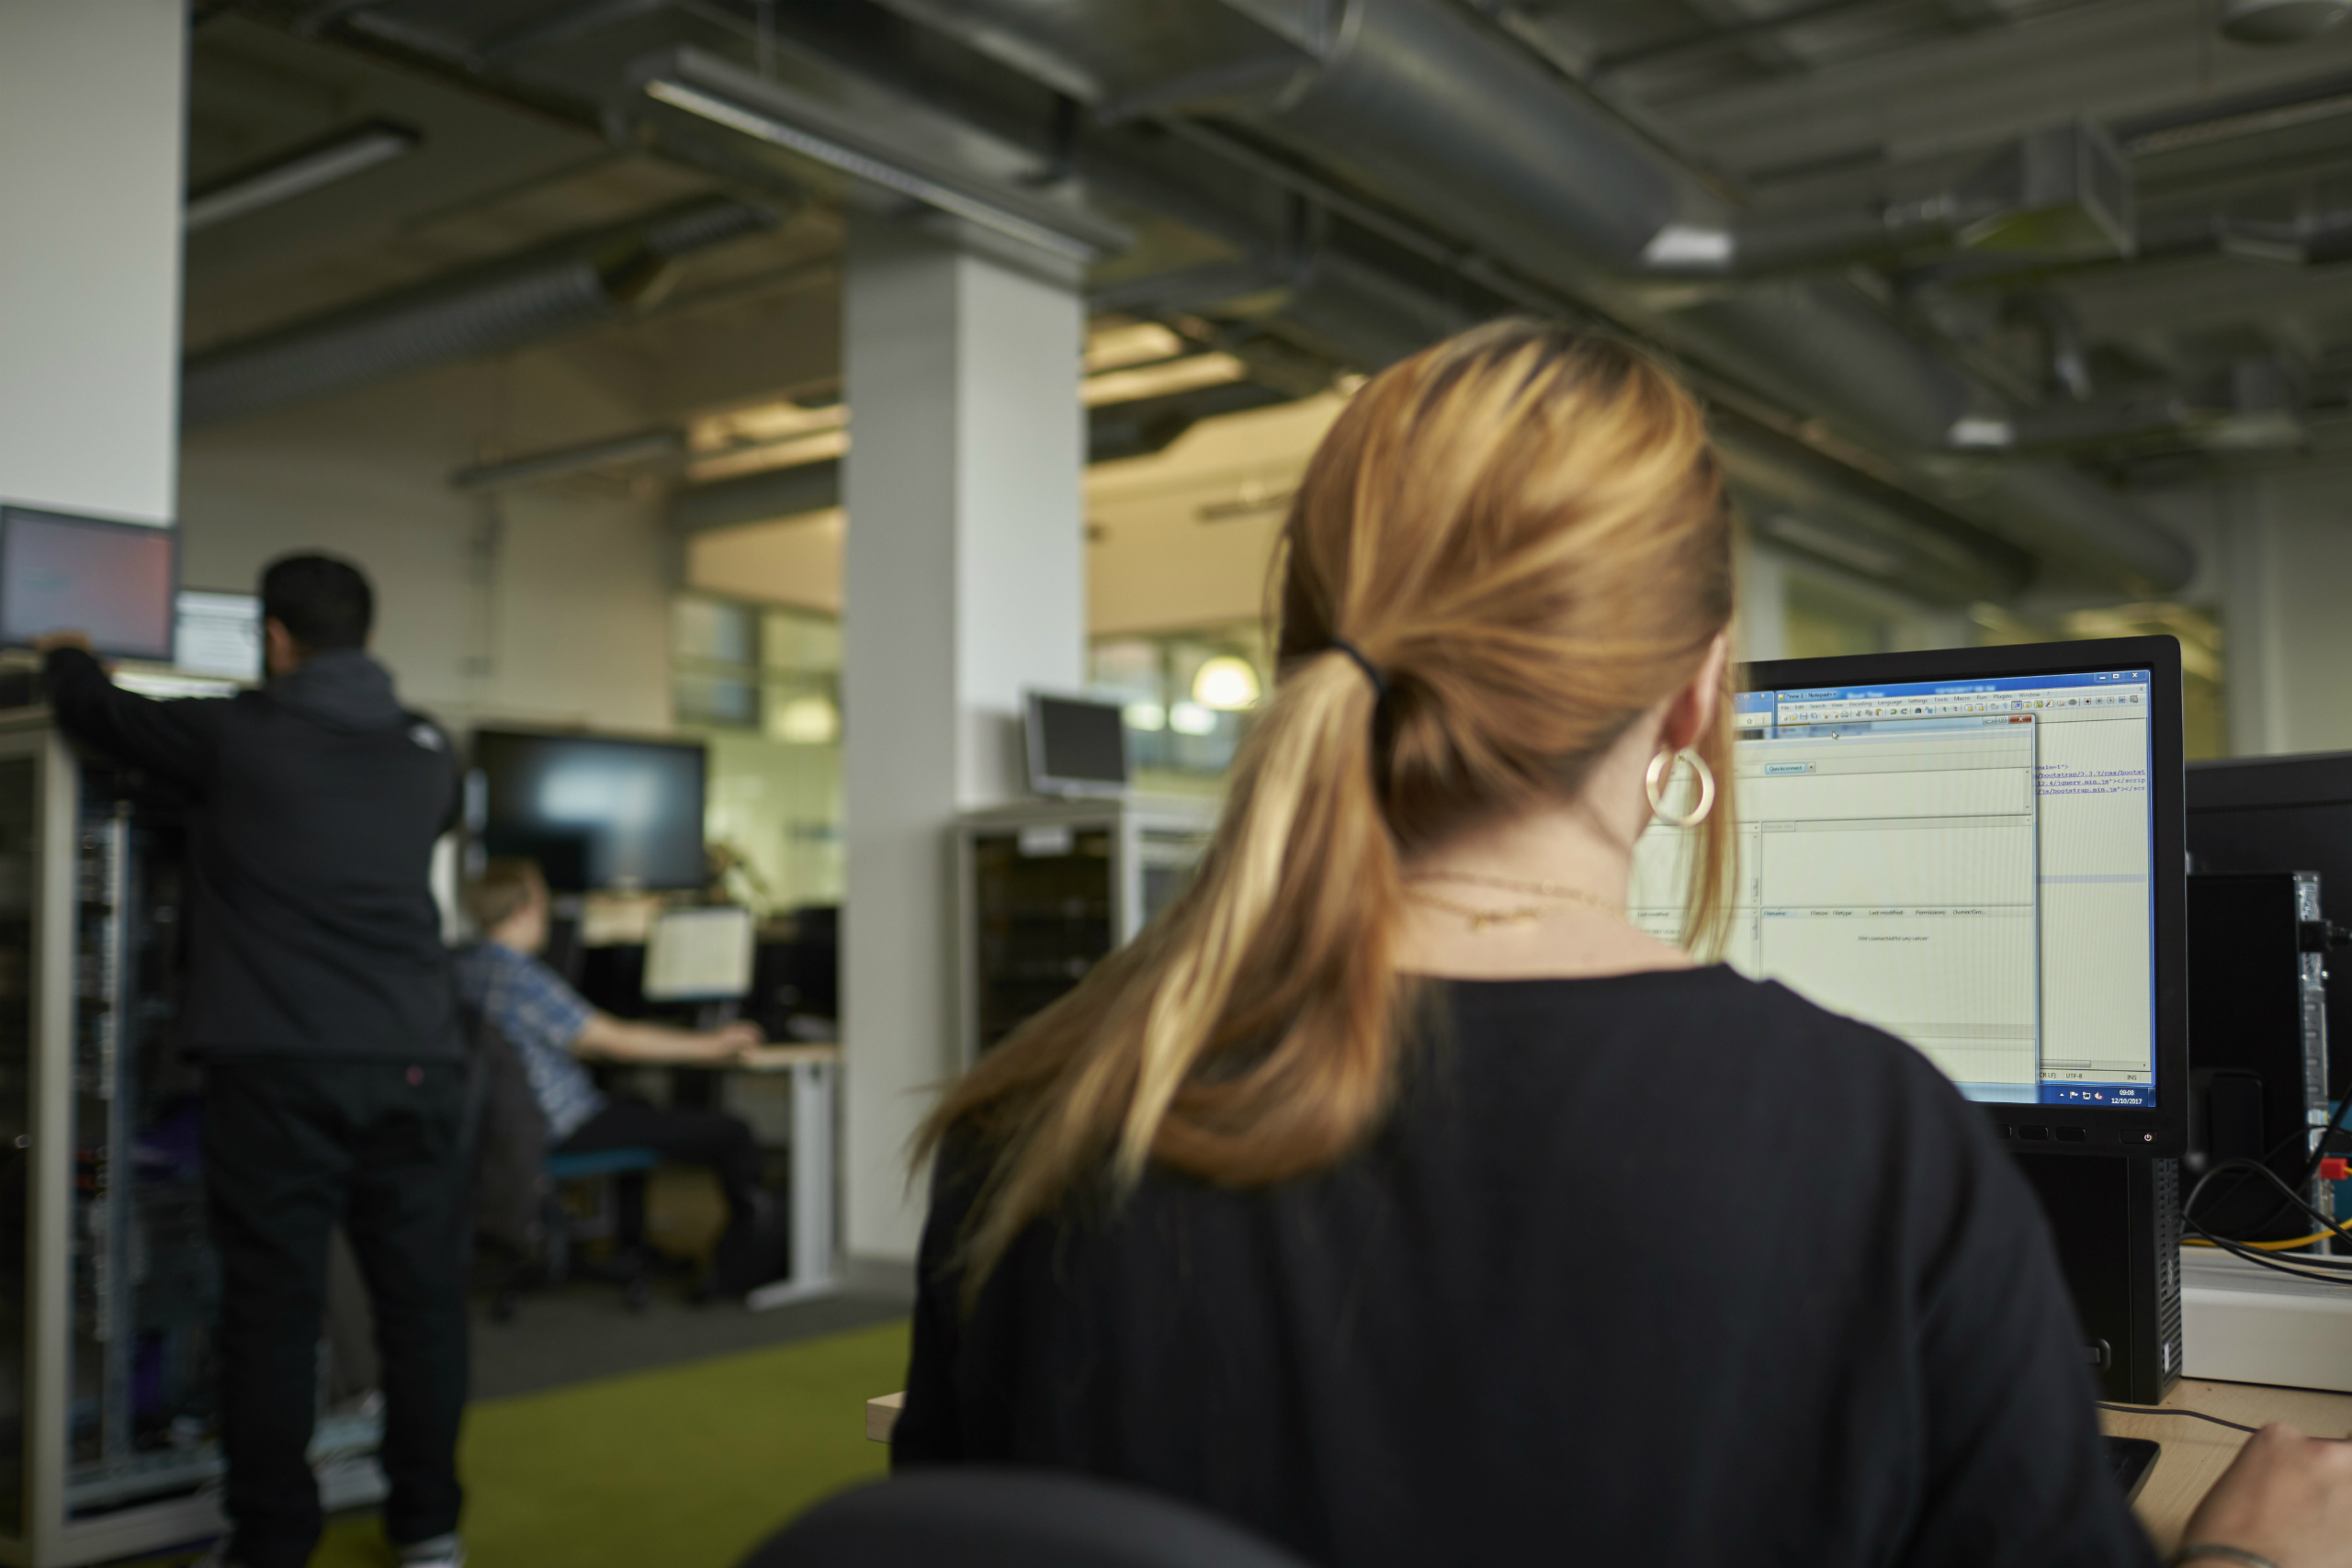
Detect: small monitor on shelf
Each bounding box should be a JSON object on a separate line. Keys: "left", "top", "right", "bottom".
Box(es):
{"left": 642, "top": 907, "right": 756, "bottom": 1003}
{"left": 0, "top": 505, "right": 177, "bottom": 662}
{"left": 1025, "top": 691, "right": 1128, "bottom": 798}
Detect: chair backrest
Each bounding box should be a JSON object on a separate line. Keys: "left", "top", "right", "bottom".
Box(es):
{"left": 737, "top": 1470, "right": 1313, "bottom": 1568}
{"left": 461, "top": 1000, "right": 549, "bottom": 1254}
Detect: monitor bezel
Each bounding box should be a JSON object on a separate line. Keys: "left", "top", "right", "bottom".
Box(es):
{"left": 1023, "top": 688, "right": 1130, "bottom": 799}
{"left": 467, "top": 726, "right": 709, "bottom": 895}
{"left": 1739, "top": 634, "right": 2188, "bottom": 1157}
{"left": 1, "top": 504, "right": 180, "bottom": 663}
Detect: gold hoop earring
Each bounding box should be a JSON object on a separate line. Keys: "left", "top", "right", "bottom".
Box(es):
{"left": 1645, "top": 748, "right": 1716, "bottom": 829}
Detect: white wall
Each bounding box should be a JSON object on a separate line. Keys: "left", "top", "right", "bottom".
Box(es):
{"left": 0, "top": 2, "right": 187, "bottom": 525}
{"left": 179, "top": 351, "right": 674, "bottom": 733}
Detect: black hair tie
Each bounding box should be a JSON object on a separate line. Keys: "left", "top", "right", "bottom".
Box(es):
{"left": 1329, "top": 637, "right": 1389, "bottom": 702}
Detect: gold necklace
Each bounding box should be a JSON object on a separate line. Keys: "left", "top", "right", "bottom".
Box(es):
{"left": 1401, "top": 872, "right": 1628, "bottom": 933}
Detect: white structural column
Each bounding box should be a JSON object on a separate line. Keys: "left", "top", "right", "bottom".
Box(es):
{"left": 0, "top": 2, "right": 187, "bottom": 526}
{"left": 840, "top": 219, "right": 1086, "bottom": 1268}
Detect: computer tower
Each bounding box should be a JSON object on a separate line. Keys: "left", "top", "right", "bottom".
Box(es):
{"left": 2188, "top": 872, "right": 2331, "bottom": 1241}
{"left": 956, "top": 798, "right": 1216, "bottom": 1066}
{"left": 2014, "top": 1152, "right": 2183, "bottom": 1404}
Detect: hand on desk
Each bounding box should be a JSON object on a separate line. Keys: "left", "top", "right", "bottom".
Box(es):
{"left": 2181, "top": 1422, "right": 2352, "bottom": 1568}
{"left": 707, "top": 1021, "right": 766, "bottom": 1062}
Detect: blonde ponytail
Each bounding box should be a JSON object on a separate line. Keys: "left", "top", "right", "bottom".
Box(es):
{"left": 917, "top": 320, "right": 1736, "bottom": 1291}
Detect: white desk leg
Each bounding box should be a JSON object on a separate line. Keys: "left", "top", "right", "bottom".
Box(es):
{"left": 747, "top": 1059, "right": 839, "bottom": 1310}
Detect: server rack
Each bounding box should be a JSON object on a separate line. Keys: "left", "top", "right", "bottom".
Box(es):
{"left": 956, "top": 797, "right": 1216, "bottom": 1068}
{"left": 0, "top": 709, "right": 383, "bottom": 1566}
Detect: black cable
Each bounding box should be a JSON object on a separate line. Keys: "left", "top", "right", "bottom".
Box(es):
{"left": 2179, "top": 1158, "right": 2352, "bottom": 1285}
{"left": 2211, "top": 1092, "right": 2352, "bottom": 1239}
{"left": 2098, "top": 1403, "right": 2262, "bottom": 1436}
{"left": 2188, "top": 1156, "right": 2352, "bottom": 1252}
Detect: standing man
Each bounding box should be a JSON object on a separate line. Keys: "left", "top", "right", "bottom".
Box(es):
{"left": 39, "top": 554, "right": 468, "bottom": 1568}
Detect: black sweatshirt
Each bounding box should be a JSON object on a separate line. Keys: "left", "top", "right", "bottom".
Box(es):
{"left": 895, "top": 967, "right": 2156, "bottom": 1568}
{"left": 44, "top": 646, "right": 461, "bottom": 1062}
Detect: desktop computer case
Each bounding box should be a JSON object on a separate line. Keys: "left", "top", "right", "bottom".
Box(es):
{"left": 2014, "top": 1151, "right": 2184, "bottom": 1405}
{"left": 0, "top": 709, "right": 384, "bottom": 1566}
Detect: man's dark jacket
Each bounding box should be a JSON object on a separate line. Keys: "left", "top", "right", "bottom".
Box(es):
{"left": 44, "top": 645, "right": 461, "bottom": 1061}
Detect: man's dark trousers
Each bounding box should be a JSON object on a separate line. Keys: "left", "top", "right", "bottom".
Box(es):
{"left": 203, "top": 1058, "right": 469, "bottom": 1568}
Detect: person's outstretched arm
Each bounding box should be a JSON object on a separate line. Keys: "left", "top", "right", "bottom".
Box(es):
{"left": 39, "top": 637, "right": 220, "bottom": 787}
{"left": 572, "top": 1012, "right": 761, "bottom": 1065}
{"left": 2177, "top": 1421, "right": 2352, "bottom": 1568}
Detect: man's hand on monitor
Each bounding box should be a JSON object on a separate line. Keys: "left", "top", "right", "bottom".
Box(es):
{"left": 2181, "top": 1421, "right": 2352, "bottom": 1568}
{"left": 32, "top": 631, "right": 94, "bottom": 655}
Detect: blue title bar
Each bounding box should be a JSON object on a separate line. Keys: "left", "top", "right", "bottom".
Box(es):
{"left": 1759, "top": 669, "right": 2149, "bottom": 703}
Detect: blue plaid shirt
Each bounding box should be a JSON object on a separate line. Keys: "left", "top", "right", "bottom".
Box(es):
{"left": 452, "top": 942, "right": 606, "bottom": 1142}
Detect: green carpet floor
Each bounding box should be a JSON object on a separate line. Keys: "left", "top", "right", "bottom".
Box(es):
{"left": 305, "top": 1316, "right": 907, "bottom": 1568}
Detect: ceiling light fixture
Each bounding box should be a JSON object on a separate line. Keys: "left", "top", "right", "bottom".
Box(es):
{"left": 633, "top": 47, "right": 1126, "bottom": 265}
{"left": 1192, "top": 656, "right": 1261, "bottom": 711}
{"left": 185, "top": 120, "right": 420, "bottom": 232}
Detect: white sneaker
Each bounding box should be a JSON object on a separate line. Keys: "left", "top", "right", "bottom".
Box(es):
{"left": 396, "top": 1534, "right": 465, "bottom": 1568}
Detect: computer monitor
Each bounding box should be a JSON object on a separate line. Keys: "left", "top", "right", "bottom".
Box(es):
{"left": 1025, "top": 691, "right": 1128, "bottom": 797}
{"left": 0, "top": 506, "right": 177, "bottom": 661}
{"left": 1634, "top": 635, "right": 2188, "bottom": 1154}
{"left": 642, "top": 906, "right": 756, "bottom": 1003}
{"left": 2188, "top": 750, "right": 2352, "bottom": 1100}
{"left": 469, "top": 729, "right": 707, "bottom": 894}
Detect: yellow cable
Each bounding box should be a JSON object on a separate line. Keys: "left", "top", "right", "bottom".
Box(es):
{"left": 2186, "top": 1231, "right": 2338, "bottom": 1252}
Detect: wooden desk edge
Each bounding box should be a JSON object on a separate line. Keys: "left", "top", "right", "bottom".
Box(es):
{"left": 867, "top": 1391, "right": 904, "bottom": 1444}
{"left": 738, "top": 1043, "right": 843, "bottom": 1070}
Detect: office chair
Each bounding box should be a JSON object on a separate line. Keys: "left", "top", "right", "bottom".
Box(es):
{"left": 736, "top": 1470, "right": 1313, "bottom": 1568}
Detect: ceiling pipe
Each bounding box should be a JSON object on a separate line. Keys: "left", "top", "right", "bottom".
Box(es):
{"left": 881, "top": 0, "right": 2194, "bottom": 593}
{"left": 182, "top": 198, "right": 777, "bottom": 429}
{"left": 671, "top": 379, "right": 1295, "bottom": 534}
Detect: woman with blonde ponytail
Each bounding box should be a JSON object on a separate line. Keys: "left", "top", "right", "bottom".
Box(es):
{"left": 883, "top": 321, "right": 2288, "bottom": 1568}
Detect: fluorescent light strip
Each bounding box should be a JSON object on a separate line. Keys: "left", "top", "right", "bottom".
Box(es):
{"left": 643, "top": 78, "right": 1097, "bottom": 264}
{"left": 186, "top": 126, "right": 417, "bottom": 232}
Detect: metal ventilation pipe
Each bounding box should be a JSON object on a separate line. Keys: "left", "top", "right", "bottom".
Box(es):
{"left": 182, "top": 199, "right": 777, "bottom": 429}
{"left": 888, "top": 0, "right": 2194, "bottom": 593}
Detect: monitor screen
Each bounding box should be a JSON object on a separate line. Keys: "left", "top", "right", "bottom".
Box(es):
{"left": 0, "top": 507, "right": 176, "bottom": 661}
{"left": 174, "top": 590, "right": 262, "bottom": 682}
{"left": 470, "top": 730, "right": 707, "bottom": 894}
{"left": 1027, "top": 692, "right": 1128, "bottom": 795}
{"left": 642, "top": 906, "right": 756, "bottom": 1002}
{"left": 1635, "top": 647, "right": 2175, "bottom": 1131}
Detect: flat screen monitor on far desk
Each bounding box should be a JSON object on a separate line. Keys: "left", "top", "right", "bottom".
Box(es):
{"left": 1634, "top": 635, "right": 2188, "bottom": 1154}
{"left": 643, "top": 906, "right": 756, "bottom": 1004}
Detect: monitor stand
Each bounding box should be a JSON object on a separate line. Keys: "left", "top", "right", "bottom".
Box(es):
{"left": 2015, "top": 1151, "right": 2184, "bottom": 1405}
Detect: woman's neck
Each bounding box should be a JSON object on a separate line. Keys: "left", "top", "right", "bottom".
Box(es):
{"left": 1392, "top": 798, "right": 1696, "bottom": 982}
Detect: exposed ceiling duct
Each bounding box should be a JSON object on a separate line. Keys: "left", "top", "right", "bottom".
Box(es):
{"left": 670, "top": 379, "right": 1293, "bottom": 535}
{"left": 2218, "top": 0, "right": 2352, "bottom": 43}
{"left": 181, "top": 198, "right": 779, "bottom": 428}
{"left": 874, "top": 0, "right": 2196, "bottom": 594}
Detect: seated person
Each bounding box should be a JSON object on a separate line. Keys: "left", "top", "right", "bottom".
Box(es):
{"left": 892, "top": 321, "right": 2352, "bottom": 1568}
{"left": 456, "top": 858, "right": 776, "bottom": 1297}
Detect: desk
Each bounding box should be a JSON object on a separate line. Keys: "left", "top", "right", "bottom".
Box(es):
{"left": 865, "top": 1378, "right": 2352, "bottom": 1545}
{"left": 726, "top": 1045, "right": 842, "bottom": 1311}
{"left": 2102, "top": 1380, "right": 2352, "bottom": 1553}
